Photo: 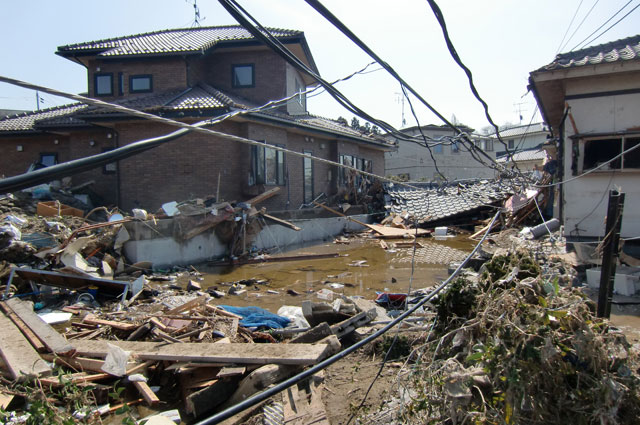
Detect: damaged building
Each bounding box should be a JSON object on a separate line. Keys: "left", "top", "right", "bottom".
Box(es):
{"left": 0, "top": 25, "right": 393, "bottom": 212}
{"left": 529, "top": 34, "right": 640, "bottom": 240}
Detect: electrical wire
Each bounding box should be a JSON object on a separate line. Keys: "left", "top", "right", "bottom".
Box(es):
{"left": 194, "top": 210, "right": 502, "bottom": 425}
{"left": 302, "top": 0, "right": 516, "bottom": 177}
{"left": 556, "top": 0, "right": 585, "bottom": 53}
{"left": 559, "top": 0, "right": 601, "bottom": 53}
{"left": 424, "top": 0, "right": 521, "bottom": 170}
{"left": 569, "top": 0, "right": 635, "bottom": 51}
{"left": 572, "top": 1, "right": 640, "bottom": 50}
{"left": 0, "top": 75, "right": 423, "bottom": 193}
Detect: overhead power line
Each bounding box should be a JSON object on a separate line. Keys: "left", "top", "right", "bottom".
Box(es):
{"left": 559, "top": 0, "right": 601, "bottom": 52}
{"left": 0, "top": 75, "right": 420, "bottom": 193}
{"left": 569, "top": 0, "right": 635, "bottom": 51}
{"left": 571, "top": 1, "right": 640, "bottom": 50}
{"left": 556, "top": 0, "right": 585, "bottom": 54}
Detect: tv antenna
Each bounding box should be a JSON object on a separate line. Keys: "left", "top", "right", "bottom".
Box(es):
{"left": 395, "top": 92, "right": 406, "bottom": 128}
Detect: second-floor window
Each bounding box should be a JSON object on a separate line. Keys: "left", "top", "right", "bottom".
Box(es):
{"left": 233, "top": 64, "right": 254, "bottom": 88}
{"left": 451, "top": 141, "right": 460, "bottom": 153}
{"left": 130, "top": 75, "right": 153, "bottom": 93}
{"left": 95, "top": 73, "right": 113, "bottom": 96}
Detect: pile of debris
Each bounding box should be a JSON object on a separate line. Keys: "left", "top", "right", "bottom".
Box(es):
{"left": 392, "top": 249, "right": 640, "bottom": 424}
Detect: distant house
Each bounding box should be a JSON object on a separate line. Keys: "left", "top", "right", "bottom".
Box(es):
{"left": 490, "top": 122, "right": 550, "bottom": 157}
{"left": 384, "top": 124, "right": 496, "bottom": 182}
{"left": 496, "top": 147, "right": 546, "bottom": 172}
{"left": 0, "top": 26, "right": 392, "bottom": 211}
{"left": 529, "top": 34, "right": 640, "bottom": 239}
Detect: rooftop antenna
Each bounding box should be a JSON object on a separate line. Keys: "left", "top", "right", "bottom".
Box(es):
{"left": 395, "top": 92, "right": 406, "bottom": 128}
{"left": 513, "top": 101, "right": 527, "bottom": 124}
{"left": 187, "top": 0, "right": 202, "bottom": 27}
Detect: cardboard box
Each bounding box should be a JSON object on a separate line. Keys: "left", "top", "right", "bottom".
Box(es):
{"left": 37, "top": 201, "right": 84, "bottom": 218}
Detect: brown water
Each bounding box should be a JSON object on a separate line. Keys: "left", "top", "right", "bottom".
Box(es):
{"left": 197, "top": 236, "right": 476, "bottom": 312}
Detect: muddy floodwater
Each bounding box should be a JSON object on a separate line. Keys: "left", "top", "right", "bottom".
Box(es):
{"left": 196, "top": 236, "right": 476, "bottom": 312}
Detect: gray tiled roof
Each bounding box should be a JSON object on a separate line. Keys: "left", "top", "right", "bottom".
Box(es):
{"left": 386, "top": 180, "right": 512, "bottom": 223}
{"left": 493, "top": 123, "right": 548, "bottom": 138}
{"left": 496, "top": 148, "right": 546, "bottom": 163}
{"left": 0, "top": 104, "right": 87, "bottom": 132}
{"left": 57, "top": 25, "right": 303, "bottom": 58}
{"left": 539, "top": 34, "right": 640, "bottom": 72}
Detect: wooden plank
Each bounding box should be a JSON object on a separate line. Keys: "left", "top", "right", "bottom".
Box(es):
{"left": 167, "top": 295, "right": 208, "bottom": 315}
{"left": 132, "top": 381, "right": 160, "bottom": 406}
{"left": 39, "top": 372, "right": 111, "bottom": 387}
{"left": 0, "top": 301, "right": 46, "bottom": 352}
{"left": 5, "top": 298, "right": 74, "bottom": 354}
{"left": 366, "top": 224, "right": 431, "bottom": 238}
{"left": 312, "top": 201, "right": 368, "bottom": 227}
{"left": 72, "top": 340, "right": 331, "bottom": 366}
{"left": 41, "top": 354, "right": 106, "bottom": 373}
{"left": 216, "top": 366, "right": 246, "bottom": 379}
{"left": 245, "top": 187, "right": 281, "bottom": 206}
{"left": 0, "top": 312, "right": 52, "bottom": 380}
{"left": 260, "top": 212, "right": 302, "bottom": 231}
{"left": 83, "top": 314, "right": 137, "bottom": 331}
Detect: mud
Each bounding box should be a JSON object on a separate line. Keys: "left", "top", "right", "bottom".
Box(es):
{"left": 196, "top": 236, "right": 476, "bottom": 312}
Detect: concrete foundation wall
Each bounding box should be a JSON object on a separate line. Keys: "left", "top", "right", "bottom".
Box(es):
{"left": 123, "top": 214, "right": 370, "bottom": 268}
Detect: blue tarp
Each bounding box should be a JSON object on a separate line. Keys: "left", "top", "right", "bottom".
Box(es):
{"left": 219, "top": 305, "right": 290, "bottom": 329}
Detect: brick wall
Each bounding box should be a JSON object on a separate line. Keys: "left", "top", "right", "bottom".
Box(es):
{"left": 87, "top": 57, "right": 187, "bottom": 100}
{"left": 0, "top": 128, "right": 118, "bottom": 205}
{"left": 191, "top": 49, "right": 287, "bottom": 107}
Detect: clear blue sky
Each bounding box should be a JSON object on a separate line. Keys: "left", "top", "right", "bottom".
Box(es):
{"left": 1, "top": 0, "right": 638, "bottom": 132}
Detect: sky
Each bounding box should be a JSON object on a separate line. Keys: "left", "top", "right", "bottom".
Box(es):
{"left": 0, "top": 0, "right": 638, "bottom": 133}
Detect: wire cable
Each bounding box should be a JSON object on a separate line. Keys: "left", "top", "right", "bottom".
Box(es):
{"left": 0, "top": 76, "right": 422, "bottom": 193}
{"left": 569, "top": 0, "right": 635, "bottom": 51}
{"left": 194, "top": 210, "right": 502, "bottom": 425}
{"left": 572, "top": 1, "right": 640, "bottom": 50}
{"left": 559, "top": 0, "right": 601, "bottom": 53}
{"left": 556, "top": 0, "right": 585, "bottom": 53}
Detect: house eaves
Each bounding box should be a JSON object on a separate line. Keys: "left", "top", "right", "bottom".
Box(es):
{"left": 239, "top": 112, "right": 394, "bottom": 151}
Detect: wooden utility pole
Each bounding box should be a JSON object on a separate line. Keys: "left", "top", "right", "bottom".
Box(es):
{"left": 597, "top": 190, "right": 625, "bottom": 318}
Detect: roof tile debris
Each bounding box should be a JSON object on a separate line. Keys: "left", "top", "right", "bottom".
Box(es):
{"left": 57, "top": 25, "right": 302, "bottom": 58}
{"left": 494, "top": 123, "right": 548, "bottom": 138}
{"left": 386, "top": 180, "right": 512, "bottom": 223}
{"left": 538, "top": 34, "right": 640, "bottom": 72}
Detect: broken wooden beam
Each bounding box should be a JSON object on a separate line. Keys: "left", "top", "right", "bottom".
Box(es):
{"left": 132, "top": 381, "right": 160, "bottom": 406}
{"left": 5, "top": 298, "right": 74, "bottom": 354}
{"left": 72, "top": 340, "right": 332, "bottom": 366}
{"left": 83, "top": 314, "right": 138, "bottom": 331}
{"left": 0, "top": 311, "right": 52, "bottom": 380}
{"left": 244, "top": 187, "right": 281, "bottom": 206}
{"left": 0, "top": 301, "right": 46, "bottom": 352}
{"left": 259, "top": 212, "right": 302, "bottom": 231}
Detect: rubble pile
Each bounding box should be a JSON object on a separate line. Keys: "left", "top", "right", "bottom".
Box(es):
{"left": 399, "top": 249, "right": 640, "bottom": 425}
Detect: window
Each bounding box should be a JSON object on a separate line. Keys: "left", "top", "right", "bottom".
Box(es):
{"left": 339, "top": 154, "right": 372, "bottom": 186}
{"left": 129, "top": 75, "right": 152, "bottom": 93}
{"left": 251, "top": 143, "right": 285, "bottom": 185}
{"left": 484, "top": 139, "right": 494, "bottom": 152}
{"left": 508, "top": 139, "right": 515, "bottom": 149}
{"left": 102, "top": 148, "right": 117, "bottom": 174}
{"left": 451, "top": 141, "right": 459, "bottom": 153}
{"left": 294, "top": 79, "right": 304, "bottom": 105}
{"left": 433, "top": 144, "right": 443, "bottom": 154}
{"left": 94, "top": 73, "right": 113, "bottom": 96}
{"left": 118, "top": 72, "right": 124, "bottom": 95}
{"left": 39, "top": 153, "right": 57, "bottom": 167}
{"left": 580, "top": 135, "right": 640, "bottom": 172}
{"left": 303, "top": 150, "right": 313, "bottom": 204}
{"left": 232, "top": 64, "right": 254, "bottom": 88}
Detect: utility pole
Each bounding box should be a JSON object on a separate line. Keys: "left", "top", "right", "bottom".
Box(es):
{"left": 597, "top": 190, "right": 625, "bottom": 318}
{"left": 35, "top": 91, "right": 40, "bottom": 111}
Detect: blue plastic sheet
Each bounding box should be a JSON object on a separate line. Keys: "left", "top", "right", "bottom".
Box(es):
{"left": 219, "top": 305, "right": 290, "bottom": 329}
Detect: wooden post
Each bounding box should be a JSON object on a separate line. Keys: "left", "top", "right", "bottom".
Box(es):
{"left": 597, "top": 190, "right": 625, "bottom": 318}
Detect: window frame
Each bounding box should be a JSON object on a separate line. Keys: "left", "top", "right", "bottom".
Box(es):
{"left": 303, "top": 150, "right": 314, "bottom": 204}
{"left": 39, "top": 152, "right": 58, "bottom": 167}
{"left": 129, "top": 74, "right": 153, "bottom": 94}
{"left": 94, "top": 73, "right": 114, "bottom": 97}
{"left": 577, "top": 134, "right": 640, "bottom": 174}
{"left": 451, "top": 141, "right": 460, "bottom": 153}
{"left": 118, "top": 72, "right": 124, "bottom": 96}
{"left": 251, "top": 142, "right": 285, "bottom": 186}
{"left": 232, "top": 64, "right": 255, "bottom": 88}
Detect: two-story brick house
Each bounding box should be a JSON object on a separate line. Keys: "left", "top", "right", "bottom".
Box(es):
{"left": 0, "top": 25, "right": 392, "bottom": 211}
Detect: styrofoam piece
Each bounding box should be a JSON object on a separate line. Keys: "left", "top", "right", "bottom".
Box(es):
{"left": 434, "top": 226, "right": 448, "bottom": 236}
